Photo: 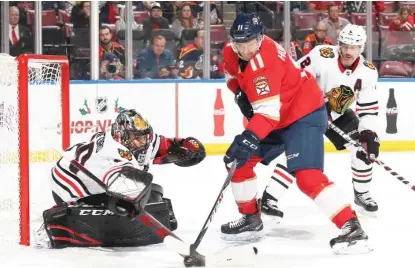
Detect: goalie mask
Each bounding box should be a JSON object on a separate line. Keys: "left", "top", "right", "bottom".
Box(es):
{"left": 111, "top": 109, "right": 153, "bottom": 158}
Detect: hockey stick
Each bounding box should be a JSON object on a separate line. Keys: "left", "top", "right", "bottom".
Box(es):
{"left": 328, "top": 123, "right": 415, "bottom": 191}
{"left": 164, "top": 159, "right": 258, "bottom": 267}
{"left": 62, "top": 155, "right": 207, "bottom": 265}
{"left": 60, "top": 153, "right": 257, "bottom": 266}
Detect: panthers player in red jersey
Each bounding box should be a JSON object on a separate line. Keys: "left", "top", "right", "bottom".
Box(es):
{"left": 221, "top": 13, "right": 371, "bottom": 254}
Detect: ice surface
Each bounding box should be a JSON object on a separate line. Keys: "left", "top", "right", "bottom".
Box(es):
{"left": 1, "top": 152, "right": 414, "bottom": 268}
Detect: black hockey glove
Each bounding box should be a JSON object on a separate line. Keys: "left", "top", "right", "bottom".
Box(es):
{"left": 356, "top": 130, "right": 380, "bottom": 165}
{"left": 172, "top": 137, "right": 206, "bottom": 167}
{"left": 235, "top": 88, "right": 254, "bottom": 120}
{"left": 224, "top": 130, "right": 260, "bottom": 168}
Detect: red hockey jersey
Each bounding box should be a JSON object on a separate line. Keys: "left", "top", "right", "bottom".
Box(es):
{"left": 223, "top": 36, "right": 325, "bottom": 139}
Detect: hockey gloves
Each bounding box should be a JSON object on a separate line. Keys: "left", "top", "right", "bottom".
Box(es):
{"left": 356, "top": 130, "right": 380, "bottom": 165}
{"left": 235, "top": 88, "right": 254, "bottom": 120}
{"left": 224, "top": 130, "right": 260, "bottom": 168}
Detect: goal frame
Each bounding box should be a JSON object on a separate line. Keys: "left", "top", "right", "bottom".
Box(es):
{"left": 17, "top": 54, "right": 70, "bottom": 246}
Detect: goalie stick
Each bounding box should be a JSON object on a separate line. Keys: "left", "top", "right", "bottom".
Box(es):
{"left": 329, "top": 122, "right": 415, "bottom": 191}
{"left": 164, "top": 159, "right": 258, "bottom": 267}
{"left": 61, "top": 153, "right": 257, "bottom": 266}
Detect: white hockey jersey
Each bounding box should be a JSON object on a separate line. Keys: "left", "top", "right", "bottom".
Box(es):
{"left": 297, "top": 45, "right": 379, "bottom": 132}
{"left": 51, "top": 130, "right": 162, "bottom": 202}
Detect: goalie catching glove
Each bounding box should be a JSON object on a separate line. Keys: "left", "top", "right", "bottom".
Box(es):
{"left": 157, "top": 137, "right": 206, "bottom": 167}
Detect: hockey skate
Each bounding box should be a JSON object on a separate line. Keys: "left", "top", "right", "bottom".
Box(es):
{"left": 354, "top": 191, "right": 378, "bottom": 218}
{"left": 221, "top": 212, "right": 263, "bottom": 241}
{"left": 32, "top": 223, "right": 51, "bottom": 249}
{"left": 330, "top": 218, "right": 372, "bottom": 254}
{"left": 260, "top": 190, "right": 284, "bottom": 223}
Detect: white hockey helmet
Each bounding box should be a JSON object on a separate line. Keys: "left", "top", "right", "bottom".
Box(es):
{"left": 338, "top": 24, "right": 367, "bottom": 53}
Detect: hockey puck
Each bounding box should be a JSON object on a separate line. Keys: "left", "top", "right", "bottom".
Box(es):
{"left": 183, "top": 255, "right": 206, "bottom": 267}
{"left": 253, "top": 247, "right": 258, "bottom": 255}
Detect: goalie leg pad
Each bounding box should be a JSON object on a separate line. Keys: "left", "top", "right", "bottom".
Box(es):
{"left": 43, "top": 199, "right": 172, "bottom": 248}
{"left": 325, "top": 109, "right": 359, "bottom": 151}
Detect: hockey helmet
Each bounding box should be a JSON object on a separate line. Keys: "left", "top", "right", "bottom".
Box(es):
{"left": 111, "top": 109, "right": 153, "bottom": 157}
{"left": 230, "top": 12, "right": 264, "bottom": 60}
{"left": 338, "top": 24, "right": 367, "bottom": 54}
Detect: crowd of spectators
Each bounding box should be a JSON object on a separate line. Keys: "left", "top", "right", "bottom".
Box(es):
{"left": 2, "top": 1, "right": 415, "bottom": 79}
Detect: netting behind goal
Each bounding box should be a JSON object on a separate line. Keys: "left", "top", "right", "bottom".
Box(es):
{"left": 0, "top": 54, "right": 70, "bottom": 245}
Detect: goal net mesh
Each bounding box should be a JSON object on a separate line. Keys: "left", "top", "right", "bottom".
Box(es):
{"left": 0, "top": 54, "right": 64, "bottom": 244}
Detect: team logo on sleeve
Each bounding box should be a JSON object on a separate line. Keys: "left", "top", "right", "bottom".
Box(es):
{"left": 319, "top": 47, "right": 335, "bottom": 58}
{"left": 253, "top": 76, "right": 270, "bottom": 96}
{"left": 118, "top": 149, "right": 133, "bottom": 161}
{"left": 363, "top": 61, "right": 376, "bottom": 70}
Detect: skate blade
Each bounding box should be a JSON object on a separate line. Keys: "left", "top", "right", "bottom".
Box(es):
{"left": 221, "top": 230, "right": 264, "bottom": 242}
{"left": 261, "top": 213, "right": 282, "bottom": 224}
{"left": 332, "top": 239, "right": 373, "bottom": 255}
{"left": 356, "top": 206, "right": 378, "bottom": 218}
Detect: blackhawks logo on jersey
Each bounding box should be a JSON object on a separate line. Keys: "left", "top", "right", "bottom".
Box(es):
{"left": 118, "top": 148, "right": 133, "bottom": 161}
{"left": 319, "top": 47, "right": 335, "bottom": 58}
{"left": 363, "top": 61, "right": 376, "bottom": 70}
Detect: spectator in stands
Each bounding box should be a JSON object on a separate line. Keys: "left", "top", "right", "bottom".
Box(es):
{"left": 343, "top": 1, "right": 385, "bottom": 15}
{"left": 171, "top": 3, "right": 197, "bottom": 39}
{"left": 9, "top": 6, "right": 33, "bottom": 57}
{"left": 387, "top": 7, "right": 414, "bottom": 46}
{"left": 321, "top": 4, "right": 350, "bottom": 44}
{"left": 135, "top": 35, "right": 178, "bottom": 79}
{"left": 160, "top": 1, "right": 183, "bottom": 24}
{"left": 188, "top": 1, "right": 223, "bottom": 25}
{"left": 308, "top": 1, "right": 343, "bottom": 12}
{"left": 100, "top": 53, "right": 125, "bottom": 80}
{"left": 177, "top": 29, "right": 224, "bottom": 79}
{"left": 142, "top": 2, "right": 170, "bottom": 43}
{"left": 303, "top": 22, "right": 334, "bottom": 55}
{"left": 99, "top": 26, "right": 125, "bottom": 65}
{"left": 100, "top": 1, "right": 120, "bottom": 24}
{"left": 116, "top": 5, "right": 139, "bottom": 32}
{"left": 71, "top": 1, "right": 90, "bottom": 28}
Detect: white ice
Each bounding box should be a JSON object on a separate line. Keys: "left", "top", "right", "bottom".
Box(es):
{"left": 1, "top": 152, "right": 414, "bottom": 268}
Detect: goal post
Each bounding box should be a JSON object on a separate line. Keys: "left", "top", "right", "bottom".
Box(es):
{"left": 0, "top": 54, "right": 70, "bottom": 246}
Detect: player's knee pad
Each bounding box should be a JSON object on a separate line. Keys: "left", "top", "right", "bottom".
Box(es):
{"left": 325, "top": 109, "right": 359, "bottom": 151}
{"left": 295, "top": 169, "right": 331, "bottom": 199}
{"left": 43, "top": 185, "right": 173, "bottom": 249}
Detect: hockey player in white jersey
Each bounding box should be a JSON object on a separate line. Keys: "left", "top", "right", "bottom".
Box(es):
{"left": 36, "top": 109, "right": 206, "bottom": 249}
{"left": 234, "top": 24, "right": 379, "bottom": 223}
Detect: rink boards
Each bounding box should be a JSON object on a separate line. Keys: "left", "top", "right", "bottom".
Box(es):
{"left": 1, "top": 79, "right": 414, "bottom": 164}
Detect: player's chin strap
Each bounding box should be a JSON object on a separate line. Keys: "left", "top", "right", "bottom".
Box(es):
{"left": 328, "top": 122, "right": 415, "bottom": 191}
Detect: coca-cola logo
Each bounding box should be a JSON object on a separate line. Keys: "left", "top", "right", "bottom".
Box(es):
{"left": 386, "top": 107, "right": 398, "bottom": 114}
{"left": 214, "top": 108, "right": 225, "bottom": 115}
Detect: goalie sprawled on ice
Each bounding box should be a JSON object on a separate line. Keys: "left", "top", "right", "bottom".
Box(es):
{"left": 35, "top": 109, "right": 205, "bottom": 248}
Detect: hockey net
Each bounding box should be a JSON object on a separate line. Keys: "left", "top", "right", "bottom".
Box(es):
{"left": 0, "top": 54, "right": 70, "bottom": 246}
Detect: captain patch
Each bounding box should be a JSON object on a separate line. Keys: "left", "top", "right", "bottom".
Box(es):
{"left": 253, "top": 76, "right": 270, "bottom": 96}
{"left": 319, "top": 47, "right": 335, "bottom": 58}
{"left": 363, "top": 61, "right": 376, "bottom": 70}
{"left": 118, "top": 148, "right": 133, "bottom": 161}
